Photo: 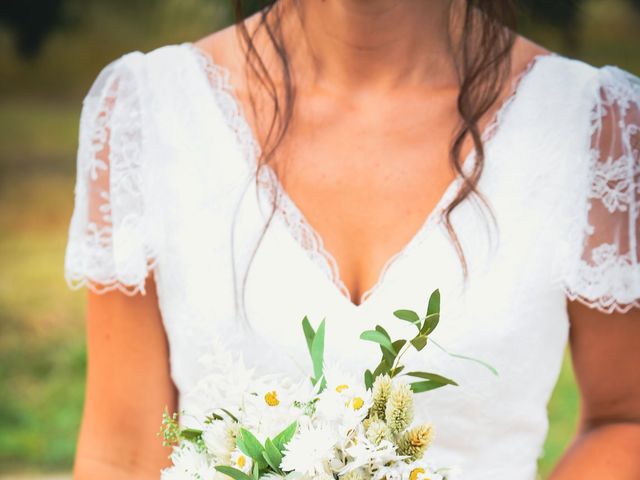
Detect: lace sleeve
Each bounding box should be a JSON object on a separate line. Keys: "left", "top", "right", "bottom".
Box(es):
{"left": 64, "top": 51, "right": 157, "bottom": 295}
{"left": 564, "top": 65, "right": 640, "bottom": 314}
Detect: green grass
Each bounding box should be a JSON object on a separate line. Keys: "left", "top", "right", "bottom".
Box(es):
{"left": 538, "top": 354, "right": 580, "bottom": 477}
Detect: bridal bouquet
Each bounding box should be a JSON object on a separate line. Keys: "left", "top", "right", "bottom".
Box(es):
{"left": 159, "top": 290, "right": 488, "bottom": 480}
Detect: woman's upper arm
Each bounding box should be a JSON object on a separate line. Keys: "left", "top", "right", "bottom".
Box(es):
{"left": 64, "top": 51, "right": 174, "bottom": 477}
{"left": 568, "top": 301, "right": 640, "bottom": 427}
{"left": 564, "top": 64, "right": 640, "bottom": 428}
{"left": 75, "top": 276, "right": 176, "bottom": 478}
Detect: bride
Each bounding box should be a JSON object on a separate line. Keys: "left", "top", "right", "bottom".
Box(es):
{"left": 64, "top": 0, "right": 640, "bottom": 478}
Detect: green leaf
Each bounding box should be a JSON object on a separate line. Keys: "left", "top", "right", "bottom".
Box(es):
{"left": 393, "top": 309, "right": 421, "bottom": 327}
{"left": 427, "top": 289, "right": 441, "bottom": 317}
{"left": 380, "top": 344, "right": 396, "bottom": 368}
{"left": 215, "top": 466, "right": 254, "bottom": 480}
{"left": 263, "top": 438, "right": 283, "bottom": 471}
{"left": 364, "top": 369, "right": 374, "bottom": 390}
{"left": 180, "top": 428, "right": 203, "bottom": 441}
{"left": 237, "top": 428, "right": 265, "bottom": 462}
{"left": 420, "top": 313, "right": 440, "bottom": 336}
{"left": 405, "top": 371, "right": 458, "bottom": 386}
{"left": 273, "top": 421, "right": 298, "bottom": 452}
{"left": 390, "top": 365, "right": 404, "bottom": 377}
{"left": 409, "top": 381, "right": 450, "bottom": 393}
{"left": 392, "top": 339, "right": 407, "bottom": 352}
{"left": 429, "top": 338, "right": 499, "bottom": 376}
{"left": 252, "top": 461, "right": 260, "bottom": 480}
{"left": 410, "top": 335, "right": 428, "bottom": 351}
{"left": 310, "top": 320, "right": 326, "bottom": 388}
{"left": 375, "top": 326, "right": 396, "bottom": 366}
{"left": 301, "top": 316, "right": 315, "bottom": 355}
{"left": 372, "top": 358, "right": 389, "bottom": 378}
{"left": 375, "top": 325, "right": 393, "bottom": 340}
{"left": 360, "top": 330, "right": 396, "bottom": 354}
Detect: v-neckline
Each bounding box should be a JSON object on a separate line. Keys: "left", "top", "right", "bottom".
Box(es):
{"left": 182, "top": 41, "right": 556, "bottom": 310}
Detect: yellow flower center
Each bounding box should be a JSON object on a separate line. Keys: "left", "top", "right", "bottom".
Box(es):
{"left": 336, "top": 384, "right": 349, "bottom": 393}
{"left": 351, "top": 397, "right": 365, "bottom": 410}
{"left": 237, "top": 455, "right": 246, "bottom": 469}
{"left": 409, "top": 467, "right": 425, "bottom": 480}
{"left": 264, "top": 390, "right": 280, "bottom": 406}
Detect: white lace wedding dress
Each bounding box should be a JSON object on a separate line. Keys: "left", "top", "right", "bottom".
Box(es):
{"left": 64, "top": 42, "right": 640, "bottom": 479}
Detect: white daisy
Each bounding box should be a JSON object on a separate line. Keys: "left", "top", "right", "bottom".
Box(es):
{"left": 315, "top": 376, "right": 372, "bottom": 436}
{"left": 160, "top": 441, "right": 217, "bottom": 479}
{"left": 230, "top": 446, "right": 253, "bottom": 474}
{"left": 281, "top": 421, "right": 338, "bottom": 477}
{"left": 341, "top": 438, "right": 405, "bottom": 475}
{"left": 242, "top": 375, "right": 314, "bottom": 442}
{"left": 202, "top": 419, "right": 237, "bottom": 464}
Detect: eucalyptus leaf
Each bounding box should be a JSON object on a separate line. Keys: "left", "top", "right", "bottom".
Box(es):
{"left": 380, "top": 344, "right": 396, "bottom": 368}
{"left": 410, "top": 335, "right": 428, "bottom": 351}
{"left": 375, "top": 325, "right": 393, "bottom": 341}
{"left": 374, "top": 357, "right": 390, "bottom": 377}
{"left": 360, "top": 330, "right": 396, "bottom": 354}
{"left": 409, "top": 380, "right": 449, "bottom": 393}
{"left": 406, "top": 371, "right": 458, "bottom": 386}
{"left": 215, "top": 466, "right": 254, "bottom": 480}
{"left": 364, "top": 369, "right": 374, "bottom": 390}
{"left": 393, "top": 309, "right": 421, "bottom": 327}
{"left": 392, "top": 339, "right": 407, "bottom": 352}
{"left": 420, "top": 312, "right": 440, "bottom": 336}
{"left": 427, "top": 289, "right": 441, "bottom": 317}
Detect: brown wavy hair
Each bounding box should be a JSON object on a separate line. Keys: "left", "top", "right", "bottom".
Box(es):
{"left": 229, "top": 0, "right": 518, "bottom": 317}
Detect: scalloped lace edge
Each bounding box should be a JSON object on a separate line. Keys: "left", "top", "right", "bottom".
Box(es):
{"left": 64, "top": 51, "right": 157, "bottom": 296}
{"left": 65, "top": 257, "right": 158, "bottom": 296}
{"left": 561, "top": 65, "right": 640, "bottom": 315}
{"left": 565, "top": 290, "right": 640, "bottom": 314}
{"left": 185, "top": 41, "right": 557, "bottom": 306}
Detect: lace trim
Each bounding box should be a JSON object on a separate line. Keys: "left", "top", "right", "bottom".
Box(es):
{"left": 564, "top": 66, "right": 640, "bottom": 314}
{"left": 184, "top": 42, "right": 353, "bottom": 299}
{"left": 565, "top": 244, "right": 640, "bottom": 314}
{"left": 186, "top": 41, "right": 555, "bottom": 305}
{"left": 360, "top": 52, "right": 558, "bottom": 304}
{"left": 65, "top": 52, "right": 157, "bottom": 295}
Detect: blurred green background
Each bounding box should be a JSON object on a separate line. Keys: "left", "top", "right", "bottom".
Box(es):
{"left": 0, "top": 0, "right": 638, "bottom": 478}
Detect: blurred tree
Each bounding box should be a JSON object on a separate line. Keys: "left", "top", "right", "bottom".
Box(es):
{"left": 518, "top": 0, "right": 586, "bottom": 52}
{"left": 0, "top": 0, "right": 64, "bottom": 59}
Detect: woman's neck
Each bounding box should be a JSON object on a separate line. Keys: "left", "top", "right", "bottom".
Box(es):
{"left": 281, "top": 0, "right": 465, "bottom": 92}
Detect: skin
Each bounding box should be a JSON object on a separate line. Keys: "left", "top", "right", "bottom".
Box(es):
{"left": 74, "top": 0, "right": 640, "bottom": 477}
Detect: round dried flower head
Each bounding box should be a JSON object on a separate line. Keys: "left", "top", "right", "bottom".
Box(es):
{"left": 398, "top": 424, "right": 434, "bottom": 461}
{"left": 385, "top": 382, "right": 414, "bottom": 434}
{"left": 365, "top": 418, "right": 392, "bottom": 445}
{"left": 371, "top": 374, "right": 392, "bottom": 420}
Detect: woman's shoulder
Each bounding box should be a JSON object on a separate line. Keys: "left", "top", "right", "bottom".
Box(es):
{"left": 535, "top": 49, "right": 639, "bottom": 106}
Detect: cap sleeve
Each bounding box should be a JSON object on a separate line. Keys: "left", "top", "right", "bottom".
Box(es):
{"left": 564, "top": 65, "right": 640, "bottom": 314}
{"left": 64, "top": 51, "right": 157, "bottom": 295}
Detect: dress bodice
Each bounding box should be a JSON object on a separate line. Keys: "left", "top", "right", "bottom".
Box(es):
{"left": 64, "top": 42, "right": 640, "bottom": 479}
